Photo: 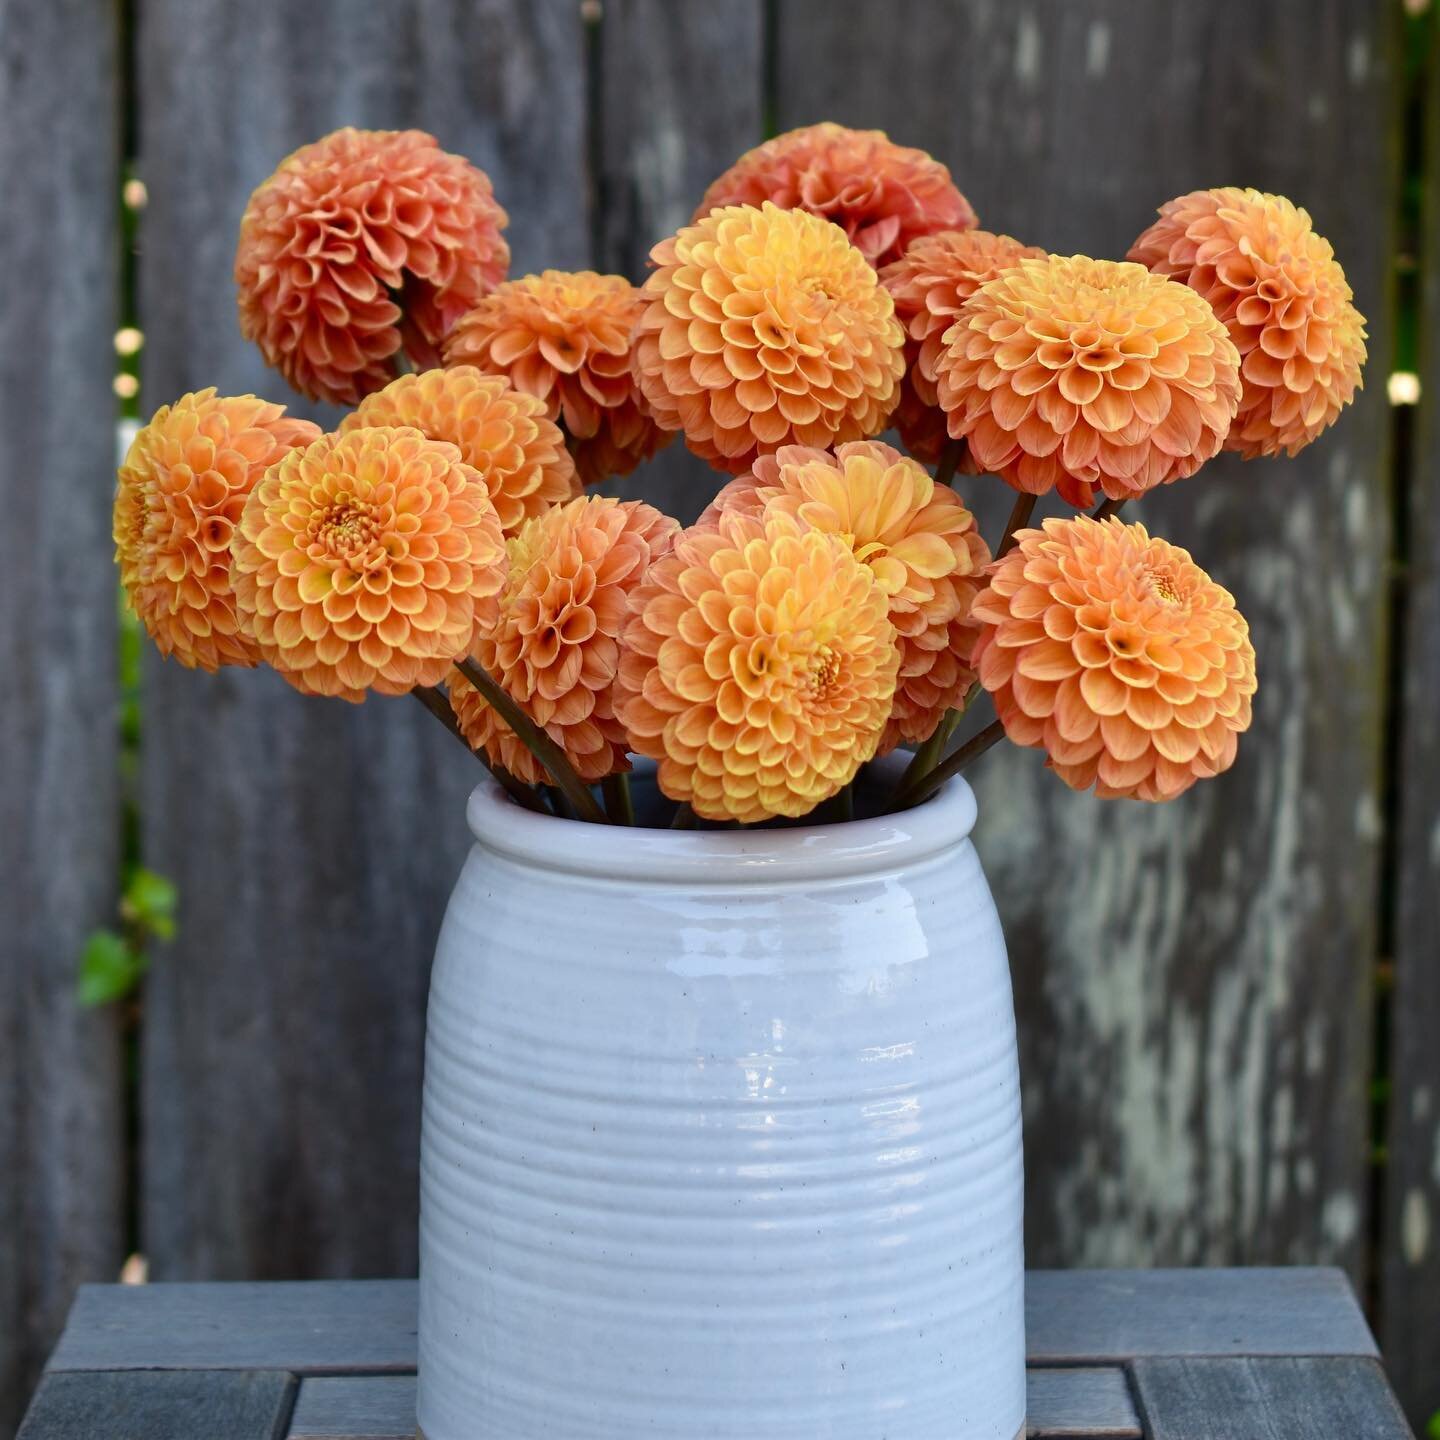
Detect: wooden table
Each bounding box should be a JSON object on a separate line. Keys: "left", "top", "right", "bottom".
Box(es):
{"left": 17, "top": 1269, "right": 1413, "bottom": 1438}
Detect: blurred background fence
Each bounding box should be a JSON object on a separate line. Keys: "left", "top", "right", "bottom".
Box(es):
{"left": 2, "top": 0, "right": 1438, "bottom": 1433}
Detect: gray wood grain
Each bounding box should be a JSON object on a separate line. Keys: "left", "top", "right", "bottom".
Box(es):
{"left": 774, "top": 0, "right": 1391, "bottom": 1280}
{"left": 1131, "top": 1356, "right": 1414, "bottom": 1439}
{"left": 1379, "top": 8, "right": 1440, "bottom": 1429}
{"left": 593, "top": 0, "right": 765, "bottom": 525}
{"left": 18, "top": 1370, "right": 296, "bottom": 1440}
{"left": 285, "top": 1369, "right": 1142, "bottom": 1438}
{"left": 46, "top": 1269, "right": 1376, "bottom": 1377}
{"left": 0, "top": 0, "right": 126, "bottom": 1431}
{"left": 135, "top": 0, "right": 589, "bottom": 1286}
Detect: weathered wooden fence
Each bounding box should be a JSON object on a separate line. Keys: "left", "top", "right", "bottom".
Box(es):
{"left": 2, "top": 0, "right": 1436, "bottom": 1432}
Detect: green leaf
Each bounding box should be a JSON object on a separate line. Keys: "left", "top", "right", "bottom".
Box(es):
{"left": 78, "top": 931, "right": 143, "bottom": 1006}
{"left": 123, "top": 867, "right": 177, "bottom": 940}
{"left": 1427, "top": 1409, "right": 1440, "bottom": 1440}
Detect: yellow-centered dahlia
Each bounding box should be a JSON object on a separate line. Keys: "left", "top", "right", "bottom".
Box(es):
{"left": 231, "top": 426, "right": 506, "bottom": 702}
{"left": 695, "top": 123, "right": 977, "bottom": 269}
{"left": 705, "top": 441, "right": 989, "bottom": 753}
{"left": 236, "top": 128, "right": 510, "bottom": 405}
{"left": 971, "top": 516, "right": 1256, "bottom": 802}
{"left": 633, "top": 202, "right": 905, "bottom": 474}
{"left": 114, "top": 389, "right": 320, "bottom": 671}
{"left": 449, "top": 495, "right": 678, "bottom": 784}
{"left": 338, "top": 366, "right": 578, "bottom": 536}
{"left": 616, "top": 509, "right": 899, "bottom": 823}
{"left": 443, "top": 270, "right": 668, "bottom": 485}
{"left": 1128, "top": 188, "right": 1366, "bottom": 458}
{"left": 935, "top": 256, "right": 1242, "bottom": 509}
{"left": 880, "top": 229, "right": 1047, "bottom": 462}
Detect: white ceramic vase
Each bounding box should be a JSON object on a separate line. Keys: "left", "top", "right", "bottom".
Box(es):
{"left": 417, "top": 763, "right": 1025, "bottom": 1440}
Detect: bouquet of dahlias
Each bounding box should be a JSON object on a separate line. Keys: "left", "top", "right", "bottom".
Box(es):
{"left": 115, "top": 123, "right": 1365, "bottom": 826}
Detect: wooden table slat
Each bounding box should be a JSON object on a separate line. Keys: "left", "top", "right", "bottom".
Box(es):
{"left": 1131, "top": 1356, "right": 1414, "bottom": 1439}
{"left": 18, "top": 1369, "right": 296, "bottom": 1440}
{"left": 47, "top": 1269, "right": 1377, "bottom": 1378}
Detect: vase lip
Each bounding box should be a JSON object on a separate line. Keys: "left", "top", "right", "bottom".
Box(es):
{"left": 464, "top": 754, "right": 977, "bottom": 884}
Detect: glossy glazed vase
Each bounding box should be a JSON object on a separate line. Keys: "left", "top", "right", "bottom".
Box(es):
{"left": 417, "top": 762, "right": 1025, "bottom": 1440}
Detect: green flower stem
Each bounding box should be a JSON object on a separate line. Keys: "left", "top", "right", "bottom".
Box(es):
{"left": 453, "top": 656, "right": 609, "bottom": 824}
{"left": 602, "top": 772, "right": 636, "bottom": 827}
{"left": 996, "top": 491, "right": 1037, "bottom": 559}
{"left": 889, "top": 717, "right": 1008, "bottom": 811}
{"left": 1092, "top": 496, "right": 1127, "bottom": 521}
{"left": 933, "top": 437, "right": 966, "bottom": 488}
{"left": 409, "top": 685, "right": 549, "bottom": 814}
{"left": 670, "top": 802, "right": 698, "bottom": 830}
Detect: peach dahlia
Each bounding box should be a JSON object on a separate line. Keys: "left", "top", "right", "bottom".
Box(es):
{"left": 231, "top": 426, "right": 507, "bottom": 702}
{"left": 236, "top": 128, "right": 509, "bottom": 405}
{"left": 695, "top": 122, "right": 976, "bottom": 269}
{"left": 114, "top": 389, "right": 320, "bottom": 671}
{"left": 616, "top": 509, "right": 899, "bottom": 823}
{"left": 934, "top": 255, "right": 1242, "bottom": 509}
{"left": 633, "top": 202, "right": 905, "bottom": 474}
{"left": 971, "top": 515, "right": 1256, "bottom": 801}
{"left": 443, "top": 270, "right": 667, "bottom": 485}
{"left": 338, "top": 366, "right": 578, "bottom": 536}
{"left": 1128, "top": 187, "right": 1366, "bottom": 458}
{"left": 880, "top": 229, "right": 1047, "bottom": 463}
{"left": 705, "top": 441, "right": 989, "bottom": 753}
{"left": 449, "top": 495, "right": 678, "bottom": 785}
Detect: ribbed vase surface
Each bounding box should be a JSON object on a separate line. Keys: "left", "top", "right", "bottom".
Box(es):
{"left": 418, "top": 766, "right": 1025, "bottom": 1439}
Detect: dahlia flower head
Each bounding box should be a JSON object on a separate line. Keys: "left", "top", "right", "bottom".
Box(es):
{"left": 450, "top": 495, "right": 678, "bottom": 785}
{"left": 339, "top": 366, "right": 578, "bottom": 537}
{"left": 633, "top": 202, "right": 905, "bottom": 474}
{"left": 880, "top": 229, "right": 1048, "bottom": 463}
{"left": 935, "top": 254, "right": 1243, "bottom": 509}
{"left": 236, "top": 128, "right": 509, "bottom": 405}
{"left": 1128, "top": 187, "right": 1366, "bottom": 458}
{"left": 695, "top": 122, "right": 977, "bottom": 268}
{"left": 704, "top": 441, "right": 989, "bottom": 754}
{"left": 971, "top": 516, "right": 1256, "bottom": 802}
{"left": 444, "top": 270, "right": 668, "bottom": 485}
{"left": 114, "top": 389, "right": 320, "bottom": 671}
{"left": 616, "top": 508, "right": 899, "bottom": 823}
{"left": 231, "top": 425, "right": 507, "bottom": 702}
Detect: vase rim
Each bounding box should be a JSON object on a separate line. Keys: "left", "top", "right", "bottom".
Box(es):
{"left": 464, "top": 755, "right": 977, "bottom": 884}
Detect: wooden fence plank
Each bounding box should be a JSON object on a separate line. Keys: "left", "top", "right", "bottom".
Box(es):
{"left": 0, "top": 0, "right": 125, "bottom": 1430}
{"left": 1380, "top": 8, "right": 1440, "bottom": 1428}
{"left": 774, "top": 0, "right": 1393, "bottom": 1279}
{"left": 135, "top": 0, "right": 590, "bottom": 1284}
{"left": 594, "top": 0, "right": 765, "bottom": 523}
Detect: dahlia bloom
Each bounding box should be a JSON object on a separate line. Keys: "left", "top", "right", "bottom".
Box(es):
{"left": 704, "top": 441, "right": 989, "bottom": 752}
{"left": 616, "top": 509, "right": 899, "bottom": 823}
{"left": 231, "top": 426, "right": 506, "bottom": 702}
{"left": 880, "top": 229, "right": 1047, "bottom": 462}
{"left": 695, "top": 123, "right": 976, "bottom": 268}
{"left": 633, "top": 202, "right": 905, "bottom": 473}
{"left": 236, "top": 128, "right": 509, "bottom": 405}
{"left": 443, "top": 270, "right": 667, "bottom": 485}
{"left": 971, "top": 516, "right": 1256, "bottom": 801}
{"left": 114, "top": 389, "right": 320, "bottom": 670}
{"left": 449, "top": 496, "right": 678, "bottom": 784}
{"left": 934, "top": 255, "right": 1242, "bottom": 508}
{"left": 1128, "top": 187, "right": 1366, "bottom": 458}
{"left": 339, "top": 366, "right": 577, "bottom": 536}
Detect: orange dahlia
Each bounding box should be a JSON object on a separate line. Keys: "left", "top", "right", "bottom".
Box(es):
{"left": 880, "top": 229, "right": 1047, "bottom": 462}
{"left": 1128, "top": 188, "right": 1366, "bottom": 458}
{"left": 236, "top": 128, "right": 509, "bottom": 405}
{"left": 705, "top": 441, "right": 989, "bottom": 753}
{"left": 443, "top": 270, "right": 667, "bottom": 485}
{"left": 231, "top": 426, "right": 506, "bottom": 702}
{"left": 971, "top": 516, "right": 1256, "bottom": 802}
{"left": 616, "top": 509, "right": 899, "bottom": 822}
{"left": 695, "top": 123, "right": 976, "bottom": 269}
{"left": 449, "top": 495, "right": 678, "bottom": 784}
{"left": 338, "top": 366, "right": 577, "bottom": 536}
{"left": 934, "top": 255, "right": 1242, "bottom": 508}
{"left": 633, "top": 202, "right": 905, "bottom": 474}
{"left": 114, "top": 389, "right": 320, "bottom": 670}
